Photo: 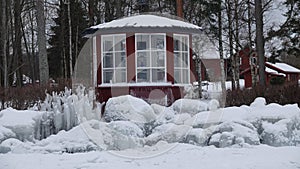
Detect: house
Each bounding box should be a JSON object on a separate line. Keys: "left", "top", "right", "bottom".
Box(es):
{"left": 80, "top": 14, "right": 219, "bottom": 105}
{"left": 239, "top": 47, "right": 300, "bottom": 88}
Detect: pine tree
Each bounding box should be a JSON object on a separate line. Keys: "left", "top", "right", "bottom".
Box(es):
{"left": 48, "top": 0, "right": 88, "bottom": 79}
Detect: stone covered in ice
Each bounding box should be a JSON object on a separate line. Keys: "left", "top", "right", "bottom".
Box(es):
{"left": 104, "top": 95, "right": 156, "bottom": 123}
{"left": 172, "top": 99, "right": 208, "bottom": 115}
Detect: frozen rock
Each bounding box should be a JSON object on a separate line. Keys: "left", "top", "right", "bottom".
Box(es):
{"left": 107, "top": 121, "right": 144, "bottom": 137}
{"left": 145, "top": 123, "right": 192, "bottom": 145}
{"left": 184, "top": 127, "right": 214, "bottom": 146}
{"left": 208, "top": 121, "right": 260, "bottom": 147}
{"left": 151, "top": 104, "right": 175, "bottom": 125}
{"left": 104, "top": 95, "right": 156, "bottom": 123}
{"left": 250, "top": 97, "right": 266, "bottom": 108}
{"left": 208, "top": 99, "right": 220, "bottom": 111}
{"left": 173, "top": 113, "right": 192, "bottom": 125}
{"left": 172, "top": 99, "right": 208, "bottom": 115}
{"left": 0, "top": 126, "right": 16, "bottom": 143}
{"left": 0, "top": 145, "right": 11, "bottom": 153}
{"left": 261, "top": 116, "right": 300, "bottom": 146}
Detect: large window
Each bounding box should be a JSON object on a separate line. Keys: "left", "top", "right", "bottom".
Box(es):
{"left": 135, "top": 33, "right": 166, "bottom": 83}
{"left": 174, "top": 34, "right": 190, "bottom": 84}
{"left": 102, "top": 34, "right": 127, "bottom": 84}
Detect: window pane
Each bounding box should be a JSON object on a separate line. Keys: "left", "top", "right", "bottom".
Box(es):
{"left": 182, "top": 69, "right": 189, "bottom": 83}
{"left": 137, "top": 69, "right": 150, "bottom": 82}
{"left": 103, "top": 53, "right": 113, "bottom": 68}
{"left": 152, "top": 69, "right": 165, "bottom": 82}
{"left": 137, "top": 51, "right": 150, "bottom": 67}
{"left": 136, "top": 35, "right": 149, "bottom": 50}
{"left": 103, "top": 69, "right": 113, "bottom": 83}
{"left": 115, "top": 69, "right": 126, "bottom": 83}
{"left": 174, "top": 39, "right": 179, "bottom": 51}
{"left": 174, "top": 69, "right": 181, "bottom": 83}
{"left": 182, "top": 52, "right": 189, "bottom": 68}
{"left": 114, "top": 35, "right": 126, "bottom": 51}
{"left": 115, "top": 52, "right": 126, "bottom": 67}
{"left": 151, "top": 35, "right": 165, "bottom": 50}
{"left": 103, "top": 36, "right": 113, "bottom": 51}
{"left": 182, "top": 36, "right": 189, "bottom": 51}
{"left": 174, "top": 52, "right": 182, "bottom": 67}
{"left": 152, "top": 51, "right": 165, "bottom": 67}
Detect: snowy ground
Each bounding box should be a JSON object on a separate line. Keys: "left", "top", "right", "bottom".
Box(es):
{"left": 1, "top": 143, "right": 300, "bottom": 169}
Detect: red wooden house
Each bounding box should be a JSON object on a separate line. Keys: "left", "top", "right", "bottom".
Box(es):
{"left": 81, "top": 14, "right": 216, "bottom": 105}
{"left": 239, "top": 47, "right": 300, "bottom": 88}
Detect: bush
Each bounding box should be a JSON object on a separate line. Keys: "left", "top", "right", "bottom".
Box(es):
{"left": 0, "top": 79, "right": 71, "bottom": 110}
{"left": 226, "top": 83, "right": 300, "bottom": 107}
{"left": 270, "top": 76, "right": 285, "bottom": 86}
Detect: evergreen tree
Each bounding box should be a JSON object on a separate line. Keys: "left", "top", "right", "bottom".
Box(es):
{"left": 48, "top": 0, "right": 88, "bottom": 79}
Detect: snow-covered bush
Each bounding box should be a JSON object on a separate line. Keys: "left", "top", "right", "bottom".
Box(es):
{"left": 172, "top": 98, "right": 208, "bottom": 115}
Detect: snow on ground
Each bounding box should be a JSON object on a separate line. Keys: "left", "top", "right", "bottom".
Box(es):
{"left": 1, "top": 143, "right": 300, "bottom": 169}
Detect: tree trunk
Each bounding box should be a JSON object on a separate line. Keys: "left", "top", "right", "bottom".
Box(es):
{"left": 255, "top": 0, "right": 265, "bottom": 87}
{"left": 226, "top": 0, "right": 236, "bottom": 90}
{"left": 36, "top": 0, "right": 49, "bottom": 84}
{"left": 14, "top": 0, "right": 23, "bottom": 87}
{"left": 1, "top": 0, "right": 8, "bottom": 87}
{"left": 218, "top": 0, "right": 226, "bottom": 107}
{"left": 234, "top": 0, "right": 240, "bottom": 89}
{"left": 67, "top": 0, "right": 73, "bottom": 78}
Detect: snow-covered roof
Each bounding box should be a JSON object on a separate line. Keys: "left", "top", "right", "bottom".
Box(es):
{"left": 266, "top": 62, "right": 300, "bottom": 73}
{"left": 84, "top": 14, "right": 203, "bottom": 37}
{"left": 265, "top": 67, "right": 286, "bottom": 77}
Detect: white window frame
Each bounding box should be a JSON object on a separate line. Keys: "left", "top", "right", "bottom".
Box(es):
{"left": 135, "top": 33, "right": 167, "bottom": 83}
{"left": 174, "top": 34, "right": 190, "bottom": 84}
{"left": 101, "top": 34, "right": 127, "bottom": 84}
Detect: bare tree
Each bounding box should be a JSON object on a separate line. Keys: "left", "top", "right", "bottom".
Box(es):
{"left": 255, "top": 0, "right": 265, "bottom": 87}
{"left": 1, "top": 0, "right": 8, "bottom": 87}
{"left": 36, "top": 0, "right": 49, "bottom": 84}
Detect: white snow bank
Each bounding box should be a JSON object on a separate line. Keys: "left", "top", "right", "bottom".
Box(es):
{"left": 104, "top": 95, "right": 156, "bottom": 123}
{"left": 1, "top": 143, "right": 300, "bottom": 169}
{"left": 172, "top": 98, "right": 208, "bottom": 115}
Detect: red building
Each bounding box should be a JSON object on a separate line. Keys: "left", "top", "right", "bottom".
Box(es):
{"left": 239, "top": 47, "right": 300, "bottom": 88}
{"left": 79, "top": 14, "right": 220, "bottom": 105}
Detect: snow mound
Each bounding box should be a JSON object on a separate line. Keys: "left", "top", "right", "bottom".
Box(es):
{"left": 104, "top": 95, "right": 156, "bottom": 123}
{"left": 172, "top": 99, "right": 208, "bottom": 115}
{"left": 172, "top": 113, "right": 192, "bottom": 125}
{"left": 185, "top": 128, "right": 213, "bottom": 146}
{"left": 208, "top": 121, "right": 260, "bottom": 147}
{"left": 208, "top": 99, "right": 220, "bottom": 111}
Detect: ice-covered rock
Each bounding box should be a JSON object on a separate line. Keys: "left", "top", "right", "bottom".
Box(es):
{"left": 104, "top": 95, "right": 156, "bottom": 123}
{"left": 250, "top": 97, "right": 266, "bottom": 108}
{"left": 172, "top": 99, "right": 208, "bottom": 115}
{"left": 184, "top": 127, "right": 215, "bottom": 146}
{"left": 107, "top": 121, "right": 144, "bottom": 137}
{"left": 151, "top": 104, "right": 175, "bottom": 125}
{"left": 0, "top": 108, "right": 45, "bottom": 141}
{"left": 261, "top": 116, "right": 300, "bottom": 146}
{"left": 145, "top": 123, "right": 192, "bottom": 145}
{"left": 173, "top": 113, "right": 192, "bottom": 125}
{"left": 208, "top": 121, "right": 260, "bottom": 147}
{"left": 208, "top": 99, "right": 220, "bottom": 111}
{"left": 0, "top": 126, "right": 16, "bottom": 143}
